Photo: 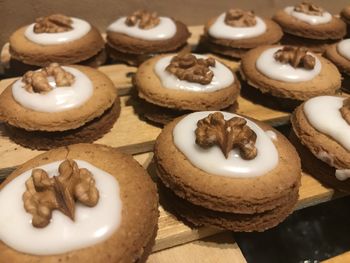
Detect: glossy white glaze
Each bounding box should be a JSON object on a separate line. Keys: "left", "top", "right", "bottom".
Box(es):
{"left": 335, "top": 169, "right": 350, "bottom": 181}
{"left": 154, "top": 54, "right": 234, "bottom": 92}
{"left": 208, "top": 13, "right": 266, "bottom": 40}
{"left": 265, "top": 130, "right": 277, "bottom": 141}
{"left": 12, "top": 66, "right": 93, "bottom": 113}
{"left": 173, "top": 111, "right": 279, "bottom": 177}
{"left": 0, "top": 160, "right": 122, "bottom": 255}
{"left": 337, "top": 39, "right": 350, "bottom": 61}
{"left": 107, "top": 17, "right": 176, "bottom": 41}
{"left": 256, "top": 46, "right": 321, "bottom": 82}
{"left": 284, "top": 6, "right": 332, "bottom": 25}
{"left": 304, "top": 96, "right": 350, "bottom": 151}
{"left": 24, "top": 18, "right": 91, "bottom": 45}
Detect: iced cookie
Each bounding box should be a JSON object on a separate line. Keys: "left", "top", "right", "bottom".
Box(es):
{"left": 154, "top": 111, "right": 301, "bottom": 232}
{"left": 134, "top": 53, "right": 240, "bottom": 125}
{"left": 341, "top": 6, "right": 350, "bottom": 35}
{"left": 0, "top": 63, "right": 119, "bottom": 150}
{"left": 273, "top": 2, "right": 346, "bottom": 53}
{"left": 290, "top": 96, "right": 350, "bottom": 192}
{"left": 9, "top": 14, "right": 105, "bottom": 70}
{"left": 200, "top": 8, "right": 283, "bottom": 59}
{"left": 106, "top": 10, "right": 191, "bottom": 66}
{"left": 0, "top": 143, "right": 159, "bottom": 262}
{"left": 240, "top": 45, "right": 341, "bottom": 110}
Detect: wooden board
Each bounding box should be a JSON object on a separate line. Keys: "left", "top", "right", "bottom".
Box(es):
{"left": 323, "top": 251, "right": 350, "bottom": 263}
{"left": 0, "top": 26, "right": 346, "bottom": 260}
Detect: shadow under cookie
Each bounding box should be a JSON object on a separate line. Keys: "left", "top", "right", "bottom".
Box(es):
{"left": 4, "top": 100, "right": 120, "bottom": 150}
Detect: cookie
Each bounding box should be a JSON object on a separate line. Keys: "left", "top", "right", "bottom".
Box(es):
{"left": 106, "top": 10, "right": 191, "bottom": 66}
{"left": 240, "top": 45, "right": 341, "bottom": 110}
{"left": 273, "top": 2, "right": 346, "bottom": 53}
{"left": 0, "top": 63, "right": 119, "bottom": 149}
{"left": 9, "top": 14, "right": 105, "bottom": 67}
{"left": 154, "top": 111, "right": 301, "bottom": 232}
{"left": 341, "top": 6, "right": 350, "bottom": 35}
{"left": 0, "top": 143, "right": 159, "bottom": 262}
{"left": 199, "top": 9, "right": 283, "bottom": 59}
{"left": 134, "top": 53, "right": 240, "bottom": 125}
{"left": 290, "top": 96, "right": 350, "bottom": 192}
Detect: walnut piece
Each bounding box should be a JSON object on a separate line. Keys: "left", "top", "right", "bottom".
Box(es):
{"left": 125, "top": 10, "right": 160, "bottom": 29}
{"left": 340, "top": 97, "right": 350, "bottom": 125}
{"left": 274, "top": 46, "right": 315, "bottom": 70}
{"left": 294, "top": 1, "right": 324, "bottom": 16}
{"left": 195, "top": 112, "right": 257, "bottom": 159}
{"left": 34, "top": 14, "right": 73, "bottom": 33}
{"left": 224, "top": 9, "right": 257, "bottom": 27}
{"left": 23, "top": 159, "right": 99, "bottom": 228}
{"left": 22, "top": 63, "right": 75, "bottom": 93}
{"left": 166, "top": 53, "right": 215, "bottom": 85}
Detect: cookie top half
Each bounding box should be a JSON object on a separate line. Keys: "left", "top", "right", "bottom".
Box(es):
{"left": 154, "top": 111, "right": 301, "bottom": 214}
{"left": 273, "top": 2, "right": 346, "bottom": 40}
{"left": 9, "top": 14, "right": 105, "bottom": 66}
{"left": 0, "top": 64, "right": 118, "bottom": 131}
{"left": 106, "top": 10, "right": 190, "bottom": 54}
{"left": 325, "top": 39, "right": 350, "bottom": 76}
{"left": 135, "top": 53, "right": 240, "bottom": 111}
{"left": 240, "top": 45, "right": 341, "bottom": 100}
{"left": 0, "top": 143, "right": 158, "bottom": 262}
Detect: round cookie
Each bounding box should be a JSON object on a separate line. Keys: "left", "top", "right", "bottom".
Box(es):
{"left": 273, "top": 2, "right": 346, "bottom": 53}
{"left": 154, "top": 111, "right": 301, "bottom": 231}
{"left": 290, "top": 96, "right": 350, "bottom": 192}
{"left": 9, "top": 14, "right": 105, "bottom": 67}
{"left": 341, "top": 6, "right": 350, "bottom": 35}
{"left": 240, "top": 45, "right": 341, "bottom": 110}
{"left": 200, "top": 9, "right": 283, "bottom": 59}
{"left": 134, "top": 53, "right": 240, "bottom": 125}
{"left": 0, "top": 64, "right": 119, "bottom": 150}
{"left": 106, "top": 10, "right": 191, "bottom": 66}
{"left": 0, "top": 143, "right": 159, "bottom": 262}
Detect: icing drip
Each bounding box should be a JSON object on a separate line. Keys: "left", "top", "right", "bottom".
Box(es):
{"left": 0, "top": 160, "right": 122, "bottom": 255}
{"left": 337, "top": 39, "right": 350, "bottom": 61}
{"left": 208, "top": 13, "right": 266, "bottom": 40}
{"left": 284, "top": 6, "right": 332, "bottom": 25}
{"left": 173, "top": 111, "right": 279, "bottom": 178}
{"left": 256, "top": 46, "right": 321, "bottom": 82}
{"left": 12, "top": 66, "right": 93, "bottom": 113}
{"left": 335, "top": 169, "right": 350, "bottom": 181}
{"left": 25, "top": 18, "right": 91, "bottom": 45}
{"left": 107, "top": 17, "right": 176, "bottom": 41}
{"left": 154, "top": 54, "right": 234, "bottom": 92}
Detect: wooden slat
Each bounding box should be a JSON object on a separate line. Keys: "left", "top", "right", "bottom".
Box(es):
{"left": 323, "top": 251, "right": 350, "bottom": 263}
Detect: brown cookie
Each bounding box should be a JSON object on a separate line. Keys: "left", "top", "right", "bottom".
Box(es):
{"left": 154, "top": 112, "right": 301, "bottom": 231}
{"left": 0, "top": 143, "right": 159, "bottom": 262}
{"left": 325, "top": 42, "right": 350, "bottom": 76}
{"left": 341, "top": 6, "right": 350, "bottom": 25}
{"left": 9, "top": 22, "right": 104, "bottom": 67}
{"left": 273, "top": 9, "right": 346, "bottom": 40}
{"left": 134, "top": 54, "right": 240, "bottom": 111}
{"left": 240, "top": 45, "right": 341, "bottom": 101}
{"left": 290, "top": 98, "right": 350, "bottom": 192}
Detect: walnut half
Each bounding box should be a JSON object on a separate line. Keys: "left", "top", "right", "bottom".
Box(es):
{"left": 224, "top": 9, "right": 257, "bottom": 27}
{"left": 23, "top": 159, "right": 99, "bottom": 228}
{"left": 195, "top": 112, "right": 258, "bottom": 159}
{"left": 274, "top": 46, "right": 316, "bottom": 70}
{"left": 22, "top": 63, "right": 75, "bottom": 93}
{"left": 340, "top": 97, "right": 350, "bottom": 125}
{"left": 34, "top": 14, "right": 73, "bottom": 33}
{"left": 125, "top": 10, "right": 160, "bottom": 29}
{"left": 294, "top": 1, "right": 324, "bottom": 16}
{"left": 166, "top": 53, "right": 216, "bottom": 85}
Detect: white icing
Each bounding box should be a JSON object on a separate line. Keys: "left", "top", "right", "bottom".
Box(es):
{"left": 173, "top": 111, "right": 279, "bottom": 178}
{"left": 304, "top": 96, "right": 350, "bottom": 151}
{"left": 107, "top": 17, "right": 176, "bottom": 41}
{"left": 256, "top": 46, "right": 321, "bottom": 82}
{"left": 265, "top": 130, "right": 277, "bottom": 141}
{"left": 335, "top": 169, "right": 350, "bottom": 181}
{"left": 284, "top": 6, "right": 332, "bottom": 25}
{"left": 24, "top": 18, "right": 91, "bottom": 45}
{"left": 337, "top": 39, "right": 350, "bottom": 61}
{"left": 12, "top": 66, "right": 93, "bottom": 113}
{"left": 0, "top": 160, "right": 122, "bottom": 255}
{"left": 208, "top": 13, "right": 267, "bottom": 40}
{"left": 154, "top": 54, "right": 234, "bottom": 92}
